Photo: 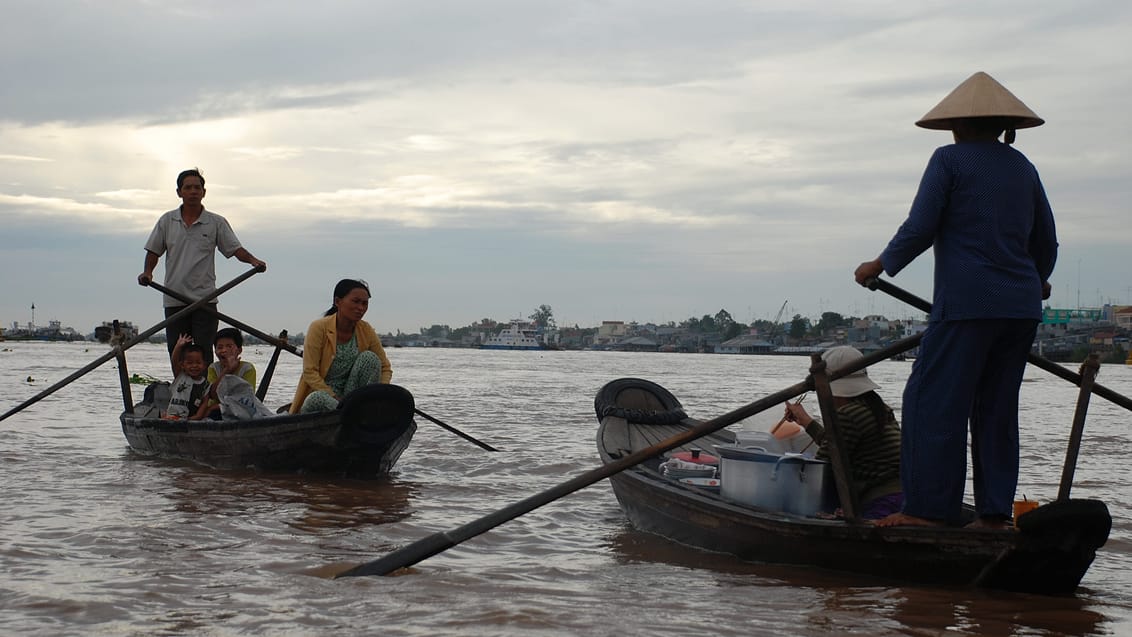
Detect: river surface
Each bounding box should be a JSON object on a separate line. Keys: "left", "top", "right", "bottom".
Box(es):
{"left": 2, "top": 342, "right": 1131, "bottom": 636}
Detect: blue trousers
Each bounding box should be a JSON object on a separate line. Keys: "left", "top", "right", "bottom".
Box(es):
{"left": 900, "top": 319, "right": 1038, "bottom": 522}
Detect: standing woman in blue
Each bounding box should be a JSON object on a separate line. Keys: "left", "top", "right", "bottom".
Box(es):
{"left": 854, "top": 72, "right": 1058, "bottom": 528}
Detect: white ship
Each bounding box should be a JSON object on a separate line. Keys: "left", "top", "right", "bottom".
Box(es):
{"left": 481, "top": 320, "right": 545, "bottom": 351}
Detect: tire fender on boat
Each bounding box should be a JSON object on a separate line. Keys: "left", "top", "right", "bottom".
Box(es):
{"left": 594, "top": 377, "right": 688, "bottom": 425}
{"left": 339, "top": 383, "right": 415, "bottom": 445}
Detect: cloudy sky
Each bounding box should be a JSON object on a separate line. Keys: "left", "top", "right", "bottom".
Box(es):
{"left": 2, "top": 1, "right": 1129, "bottom": 337}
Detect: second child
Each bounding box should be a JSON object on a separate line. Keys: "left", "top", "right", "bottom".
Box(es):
{"left": 199, "top": 327, "right": 258, "bottom": 419}
{"left": 208, "top": 328, "right": 256, "bottom": 393}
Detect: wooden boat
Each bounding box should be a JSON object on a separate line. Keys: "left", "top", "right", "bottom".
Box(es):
{"left": 121, "top": 382, "right": 416, "bottom": 478}
{"left": 594, "top": 377, "right": 1111, "bottom": 595}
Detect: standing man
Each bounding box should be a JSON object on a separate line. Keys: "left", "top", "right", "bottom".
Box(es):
{"left": 138, "top": 168, "right": 266, "bottom": 364}
{"left": 854, "top": 72, "right": 1058, "bottom": 528}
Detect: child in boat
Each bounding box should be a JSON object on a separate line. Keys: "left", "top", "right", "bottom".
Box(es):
{"left": 209, "top": 328, "right": 256, "bottom": 390}
{"left": 202, "top": 328, "right": 256, "bottom": 415}
{"left": 198, "top": 328, "right": 270, "bottom": 419}
{"left": 164, "top": 334, "right": 210, "bottom": 419}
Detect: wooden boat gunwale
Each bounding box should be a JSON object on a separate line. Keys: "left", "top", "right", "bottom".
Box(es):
{"left": 120, "top": 381, "right": 417, "bottom": 477}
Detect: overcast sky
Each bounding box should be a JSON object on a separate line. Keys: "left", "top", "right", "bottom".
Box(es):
{"left": 2, "top": 1, "right": 1129, "bottom": 337}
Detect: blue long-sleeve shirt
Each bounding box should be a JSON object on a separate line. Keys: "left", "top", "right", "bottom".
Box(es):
{"left": 880, "top": 141, "right": 1058, "bottom": 322}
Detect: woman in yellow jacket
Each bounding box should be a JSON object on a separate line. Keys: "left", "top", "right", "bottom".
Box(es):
{"left": 290, "top": 279, "right": 393, "bottom": 414}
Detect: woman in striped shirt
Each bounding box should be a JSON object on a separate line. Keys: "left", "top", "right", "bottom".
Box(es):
{"left": 782, "top": 346, "right": 903, "bottom": 520}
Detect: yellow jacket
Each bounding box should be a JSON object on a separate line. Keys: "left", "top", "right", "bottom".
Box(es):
{"left": 290, "top": 314, "right": 392, "bottom": 413}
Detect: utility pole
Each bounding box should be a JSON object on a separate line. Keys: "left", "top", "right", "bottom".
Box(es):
{"left": 1076, "top": 258, "right": 1081, "bottom": 310}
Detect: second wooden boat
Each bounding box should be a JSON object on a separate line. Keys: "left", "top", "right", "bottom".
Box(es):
{"left": 121, "top": 382, "right": 416, "bottom": 478}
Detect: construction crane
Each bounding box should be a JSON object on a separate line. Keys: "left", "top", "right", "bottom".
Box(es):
{"left": 767, "top": 300, "right": 788, "bottom": 344}
{"left": 772, "top": 300, "right": 788, "bottom": 327}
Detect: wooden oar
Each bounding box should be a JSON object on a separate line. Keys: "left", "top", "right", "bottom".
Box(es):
{"left": 0, "top": 267, "right": 263, "bottom": 423}
{"left": 146, "top": 280, "right": 300, "bottom": 356}
{"left": 333, "top": 334, "right": 923, "bottom": 577}
{"left": 865, "top": 277, "right": 1132, "bottom": 412}
{"left": 413, "top": 408, "right": 499, "bottom": 452}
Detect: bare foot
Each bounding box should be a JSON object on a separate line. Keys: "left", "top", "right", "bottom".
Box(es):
{"left": 874, "top": 512, "right": 944, "bottom": 528}
{"left": 965, "top": 517, "right": 1011, "bottom": 530}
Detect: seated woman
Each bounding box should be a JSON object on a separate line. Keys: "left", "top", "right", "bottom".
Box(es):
{"left": 290, "top": 279, "right": 393, "bottom": 414}
{"left": 782, "top": 346, "right": 903, "bottom": 520}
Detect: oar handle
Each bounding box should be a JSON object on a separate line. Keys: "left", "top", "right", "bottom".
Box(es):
{"left": 865, "top": 278, "right": 932, "bottom": 314}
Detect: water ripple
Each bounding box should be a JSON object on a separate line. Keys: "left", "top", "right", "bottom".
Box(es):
{"left": 2, "top": 343, "right": 1131, "bottom": 635}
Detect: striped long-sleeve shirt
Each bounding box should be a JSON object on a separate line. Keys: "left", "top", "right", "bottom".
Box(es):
{"left": 804, "top": 396, "right": 902, "bottom": 503}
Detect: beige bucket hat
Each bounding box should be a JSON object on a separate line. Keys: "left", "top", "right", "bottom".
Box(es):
{"left": 916, "top": 71, "right": 1044, "bottom": 132}
{"left": 822, "top": 346, "right": 880, "bottom": 398}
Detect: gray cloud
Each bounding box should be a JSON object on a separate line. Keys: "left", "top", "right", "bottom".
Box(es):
{"left": 1, "top": 1, "right": 1130, "bottom": 334}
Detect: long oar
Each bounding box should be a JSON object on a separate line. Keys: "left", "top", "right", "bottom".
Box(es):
{"left": 334, "top": 334, "right": 923, "bottom": 577}
{"left": 0, "top": 267, "right": 263, "bottom": 423}
{"left": 866, "top": 277, "right": 1132, "bottom": 412}
{"left": 413, "top": 408, "right": 499, "bottom": 452}
{"left": 146, "top": 280, "right": 300, "bottom": 356}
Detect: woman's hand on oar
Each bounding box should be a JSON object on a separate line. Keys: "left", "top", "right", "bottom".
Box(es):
{"left": 770, "top": 392, "right": 807, "bottom": 435}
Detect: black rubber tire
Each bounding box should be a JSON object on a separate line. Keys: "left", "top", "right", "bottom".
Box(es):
{"left": 594, "top": 377, "right": 687, "bottom": 425}
{"left": 339, "top": 383, "right": 416, "bottom": 445}
{"left": 1016, "top": 498, "right": 1111, "bottom": 549}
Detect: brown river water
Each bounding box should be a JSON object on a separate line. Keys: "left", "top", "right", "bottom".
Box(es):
{"left": 2, "top": 342, "right": 1131, "bottom": 636}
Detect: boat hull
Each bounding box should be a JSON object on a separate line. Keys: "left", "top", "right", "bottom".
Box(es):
{"left": 595, "top": 377, "right": 1110, "bottom": 594}
{"left": 121, "top": 383, "right": 416, "bottom": 477}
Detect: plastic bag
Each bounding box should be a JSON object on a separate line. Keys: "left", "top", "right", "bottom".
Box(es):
{"left": 216, "top": 375, "right": 275, "bottom": 420}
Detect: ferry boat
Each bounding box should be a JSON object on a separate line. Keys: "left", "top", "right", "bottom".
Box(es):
{"left": 481, "top": 320, "right": 545, "bottom": 351}
{"left": 5, "top": 320, "right": 86, "bottom": 342}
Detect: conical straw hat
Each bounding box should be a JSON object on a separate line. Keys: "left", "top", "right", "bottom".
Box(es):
{"left": 916, "top": 71, "right": 1043, "bottom": 130}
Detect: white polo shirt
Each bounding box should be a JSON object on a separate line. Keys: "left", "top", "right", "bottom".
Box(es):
{"left": 144, "top": 207, "right": 243, "bottom": 307}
